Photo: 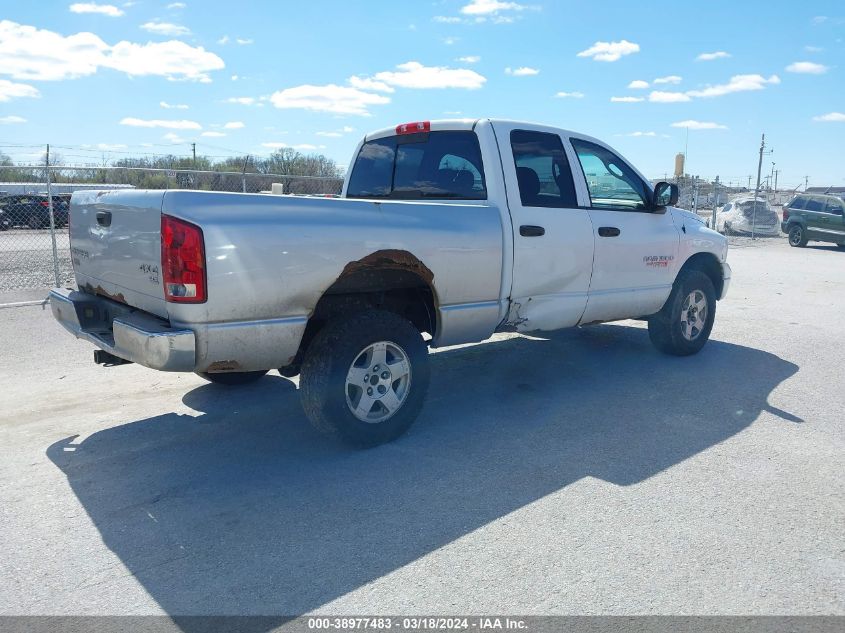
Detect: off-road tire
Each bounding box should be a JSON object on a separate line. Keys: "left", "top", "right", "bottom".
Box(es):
{"left": 197, "top": 370, "right": 268, "bottom": 385}
{"left": 300, "top": 310, "right": 430, "bottom": 448}
{"left": 648, "top": 269, "right": 717, "bottom": 356}
{"left": 788, "top": 225, "right": 808, "bottom": 247}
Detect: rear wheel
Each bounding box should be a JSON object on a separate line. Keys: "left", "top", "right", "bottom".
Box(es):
{"left": 789, "top": 225, "right": 808, "bottom": 247}
{"left": 648, "top": 269, "right": 716, "bottom": 356}
{"left": 27, "top": 214, "right": 42, "bottom": 230}
{"left": 300, "top": 310, "right": 430, "bottom": 448}
{"left": 197, "top": 370, "right": 268, "bottom": 385}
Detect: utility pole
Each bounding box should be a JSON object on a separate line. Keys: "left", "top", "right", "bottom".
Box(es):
{"left": 747, "top": 175, "right": 752, "bottom": 189}
{"left": 45, "top": 144, "right": 60, "bottom": 286}
{"left": 711, "top": 175, "right": 719, "bottom": 230}
{"left": 191, "top": 142, "right": 196, "bottom": 167}
{"left": 804, "top": 175, "right": 809, "bottom": 190}
{"left": 773, "top": 169, "right": 780, "bottom": 196}
{"left": 752, "top": 133, "right": 770, "bottom": 240}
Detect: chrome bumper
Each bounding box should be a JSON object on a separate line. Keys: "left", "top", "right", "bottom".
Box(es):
{"left": 49, "top": 288, "right": 196, "bottom": 371}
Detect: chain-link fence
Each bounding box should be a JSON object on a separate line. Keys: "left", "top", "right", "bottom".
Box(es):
{"left": 0, "top": 166, "right": 344, "bottom": 293}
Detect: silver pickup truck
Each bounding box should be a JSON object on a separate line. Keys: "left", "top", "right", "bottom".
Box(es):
{"left": 50, "top": 119, "right": 731, "bottom": 446}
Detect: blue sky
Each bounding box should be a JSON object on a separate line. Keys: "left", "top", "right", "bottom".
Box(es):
{"left": 0, "top": 0, "right": 842, "bottom": 188}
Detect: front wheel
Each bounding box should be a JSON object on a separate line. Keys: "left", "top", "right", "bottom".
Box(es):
{"left": 648, "top": 269, "right": 716, "bottom": 356}
{"left": 300, "top": 310, "right": 430, "bottom": 448}
{"left": 197, "top": 370, "right": 268, "bottom": 385}
{"left": 789, "top": 225, "right": 808, "bottom": 247}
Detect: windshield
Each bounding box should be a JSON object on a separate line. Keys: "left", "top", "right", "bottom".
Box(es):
{"left": 346, "top": 131, "right": 487, "bottom": 200}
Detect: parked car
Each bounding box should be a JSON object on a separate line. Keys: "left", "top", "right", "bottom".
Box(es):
{"left": 0, "top": 193, "right": 70, "bottom": 229}
{"left": 714, "top": 197, "right": 779, "bottom": 236}
{"left": 781, "top": 193, "right": 845, "bottom": 248}
{"left": 49, "top": 118, "right": 731, "bottom": 447}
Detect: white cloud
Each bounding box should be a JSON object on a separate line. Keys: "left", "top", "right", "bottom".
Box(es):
{"left": 160, "top": 100, "right": 188, "bottom": 109}
{"left": 812, "top": 112, "right": 845, "bottom": 122}
{"left": 460, "top": 0, "right": 525, "bottom": 15}
{"left": 201, "top": 131, "right": 226, "bottom": 137}
{"left": 670, "top": 120, "right": 728, "bottom": 130}
{"left": 696, "top": 51, "right": 730, "bottom": 61}
{"left": 235, "top": 38, "right": 253, "bottom": 45}
{"left": 167, "top": 2, "right": 186, "bottom": 9}
{"left": 348, "top": 75, "right": 395, "bottom": 93}
{"left": 611, "top": 96, "right": 644, "bottom": 102}
{"left": 140, "top": 21, "right": 190, "bottom": 36}
{"left": 812, "top": 16, "right": 827, "bottom": 24}
{"left": 577, "top": 40, "right": 639, "bottom": 62}
{"left": 648, "top": 91, "right": 691, "bottom": 103}
{"left": 442, "top": 37, "right": 459, "bottom": 46}
{"left": 555, "top": 91, "right": 584, "bottom": 98}
{"left": 627, "top": 131, "right": 656, "bottom": 137}
{"left": 270, "top": 84, "right": 390, "bottom": 116}
{"left": 0, "top": 20, "right": 223, "bottom": 82}
{"left": 505, "top": 66, "right": 539, "bottom": 76}
{"left": 223, "top": 121, "right": 244, "bottom": 129}
{"left": 785, "top": 61, "right": 828, "bottom": 74}
{"left": 69, "top": 3, "right": 124, "bottom": 17}
{"left": 217, "top": 35, "right": 229, "bottom": 44}
{"left": 95, "top": 142, "right": 127, "bottom": 149}
{"left": 804, "top": 45, "right": 823, "bottom": 53}
{"left": 0, "top": 79, "right": 40, "bottom": 102}
{"left": 457, "top": 55, "right": 480, "bottom": 63}
{"left": 369, "top": 61, "right": 486, "bottom": 89}
{"left": 226, "top": 96, "right": 257, "bottom": 105}
{"left": 627, "top": 79, "right": 649, "bottom": 89}
{"left": 653, "top": 75, "right": 682, "bottom": 84}
{"left": 316, "top": 126, "right": 355, "bottom": 137}
{"left": 119, "top": 117, "right": 201, "bottom": 129}
{"left": 434, "top": 16, "right": 462, "bottom": 23}
{"left": 0, "top": 115, "right": 26, "bottom": 124}
{"left": 163, "top": 132, "right": 185, "bottom": 143}
{"left": 261, "top": 142, "right": 319, "bottom": 151}
{"left": 686, "top": 74, "right": 780, "bottom": 98}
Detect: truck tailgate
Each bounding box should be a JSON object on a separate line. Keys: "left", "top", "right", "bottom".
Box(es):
{"left": 69, "top": 189, "right": 168, "bottom": 318}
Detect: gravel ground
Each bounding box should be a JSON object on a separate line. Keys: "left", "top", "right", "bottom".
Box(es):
{"left": 0, "top": 229, "right": 73, "bottom": 292}
{"left": 0, "top": 239, "right": 842, "bottom": 617}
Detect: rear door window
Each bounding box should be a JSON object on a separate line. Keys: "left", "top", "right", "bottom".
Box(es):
{"left": 509, "top": 130, "right": 577, "bottom": 208}
{"left": 346, "top": 131, "right": 486, "bottom": 200}
{"left": 804, "top": 197, "right": 824, "bottom": 212}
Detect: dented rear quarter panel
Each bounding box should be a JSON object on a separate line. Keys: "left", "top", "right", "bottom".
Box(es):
{"left": 160, "top": 191, "right": 505, "bottom": 369}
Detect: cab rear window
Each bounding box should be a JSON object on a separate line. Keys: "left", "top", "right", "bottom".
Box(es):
{"left": 346, "top": 131, "right": 487, "bottom": 200}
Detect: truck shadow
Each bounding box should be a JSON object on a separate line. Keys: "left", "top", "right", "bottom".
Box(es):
{"left": 47, "top": 324, "right": 799, "bottom": 620}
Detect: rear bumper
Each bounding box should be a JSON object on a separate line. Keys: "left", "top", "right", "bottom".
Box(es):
{"left": 49, "top": 288, "right": 196, "bottom": 371}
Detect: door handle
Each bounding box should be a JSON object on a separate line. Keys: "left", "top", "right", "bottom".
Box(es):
{"left": 598, "top": 226, "right": 620, "bottom": 237}
{"left": 519, "top": 225, "right": 545, "bottom": 237}
{"left": 96, "top": 210, "right": 112, "bottom": 227}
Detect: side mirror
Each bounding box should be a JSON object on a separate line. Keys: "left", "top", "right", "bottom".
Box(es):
{"left": 653, "top": 181, "right": 679, "bottom": 208}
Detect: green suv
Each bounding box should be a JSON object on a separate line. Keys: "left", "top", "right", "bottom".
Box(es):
{"left": 782, "top": 193, "right": 845, "bottom": 248}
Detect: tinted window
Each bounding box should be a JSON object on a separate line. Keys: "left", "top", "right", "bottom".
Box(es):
{"left": 804, "top": 197, "right": 824, "bottom": 212}
{"left": 510, "top": 130, "right": 577, "bottom": 208}
{"left": 570, "top": 138, "right": 649, "bottom": 210}
{"left": 787, "top": 196, "right": 807, "bottom": 210}
{"left": 346, "top": 131, "right": 486, "bottom": 200}
{"left": 824, "top": 198, "right": 844, "bottom": 215}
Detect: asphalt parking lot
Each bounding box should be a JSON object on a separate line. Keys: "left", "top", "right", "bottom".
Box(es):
{"left": 0, "top": 238, "right": 842, "bottom": 616}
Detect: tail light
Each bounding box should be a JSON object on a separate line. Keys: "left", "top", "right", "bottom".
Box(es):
{"left": 782, "top": 207, "right": 789, "bottom": 221}
{"left": 161, "top": 214, "right": 206, "bottom": 303}
{"left": 40, "top": 201, "right": 50, "bottom": 207}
